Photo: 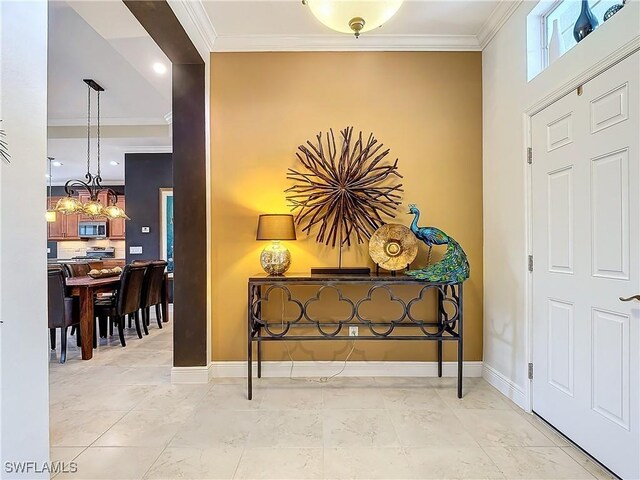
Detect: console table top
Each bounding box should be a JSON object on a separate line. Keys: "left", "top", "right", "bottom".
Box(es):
{"left": 249, "top": 272, "right": 461, "bottom": 285}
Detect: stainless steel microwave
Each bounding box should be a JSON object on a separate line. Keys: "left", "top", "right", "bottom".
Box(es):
{"left": 78, "top": 221, "right": 108, "bottom": 238}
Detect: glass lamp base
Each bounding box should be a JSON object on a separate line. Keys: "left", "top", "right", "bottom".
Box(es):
{"left": 260, "top": 241, "right": 291, "bottom": 275}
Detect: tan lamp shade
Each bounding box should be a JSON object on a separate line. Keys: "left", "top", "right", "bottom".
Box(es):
{"left": 256, "top": 214, "right": 297, "bottom": 241}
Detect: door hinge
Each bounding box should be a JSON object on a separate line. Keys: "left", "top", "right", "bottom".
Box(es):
{"left": 527, "top": 147, "right": 533, "bottom": 164}
{"left": 528, "top": 255, "right": 534, "bottom": 272}
{"left": 528, "top": 363, "right": 534, "bottom": 380}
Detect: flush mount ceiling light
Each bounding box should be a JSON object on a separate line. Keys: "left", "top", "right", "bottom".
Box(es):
{"left": 52, "top": 160, "right": 63, "bottom": 167}
{"left": 302, "top": 0, "right": 404, "bottom": 38}
{"left": 110, "top": 160, "right": 119, "bottom": 166}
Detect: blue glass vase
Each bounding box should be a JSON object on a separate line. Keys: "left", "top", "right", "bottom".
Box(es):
{"left": 573, "top": 0, "right": 599, "bottom": 42}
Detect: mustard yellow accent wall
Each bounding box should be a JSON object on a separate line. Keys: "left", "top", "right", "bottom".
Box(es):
{"left": 211, "top": 52, "right": 483, "bottom": 362}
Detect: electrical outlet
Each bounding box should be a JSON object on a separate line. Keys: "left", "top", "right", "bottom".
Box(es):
{"left": 129, "top": 246, "right": 143, "bottom": 255}
{"left": 349, "top": 326, "right": 358, "bottom": 337}
{"left": 141, "top": 226, "right": 150, "bottom": 233}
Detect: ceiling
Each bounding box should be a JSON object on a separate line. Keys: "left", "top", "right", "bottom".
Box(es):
{"left": 198, "top": 0, "right": 519, "bottom": 51}
{"left": 47, "top": 1, "right": 172, "bottom": 184}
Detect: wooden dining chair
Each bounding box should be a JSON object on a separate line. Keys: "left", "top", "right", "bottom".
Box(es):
{"left": 48, "top": 268, "right": 80, "bottom": 363}
{"left": 139, "top": 260, "right": 168, "bottom": 331}
{"left": 94, "top": 264, "right": 146, "bottom": 347}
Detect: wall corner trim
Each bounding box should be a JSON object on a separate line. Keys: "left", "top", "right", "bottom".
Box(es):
{"left": 482, "top": 363, "right": 528, "bottom": 410}
{"left": 477, "top": 0, "right": 523, "bottom": 50}
{"left": 171, "top": 366, "right": 210, "bottom": 384}
{"left": 209, "top": 361, "right": 483, "bottom": 379}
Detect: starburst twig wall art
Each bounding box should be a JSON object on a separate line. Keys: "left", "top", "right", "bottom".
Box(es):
{"left": 286, "top": 127, "right": 403, "bottom": 248}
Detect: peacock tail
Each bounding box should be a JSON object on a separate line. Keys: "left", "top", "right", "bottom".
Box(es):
{"left": 406, "top": 237, "right": 470, "bottom": 283}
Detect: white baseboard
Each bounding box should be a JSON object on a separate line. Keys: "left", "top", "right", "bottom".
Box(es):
{"left": 209, "top": 361, "right": 483, "bottom": 379}
{"left": 171, "top": 366, "right": 210, "bottom": 384}
{"left": 482, "top": 363, "right": 528, "bottom": 410}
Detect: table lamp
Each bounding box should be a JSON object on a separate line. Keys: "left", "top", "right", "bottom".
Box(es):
{"left": 256, "top": 214, "right": 297, "bottom": 275}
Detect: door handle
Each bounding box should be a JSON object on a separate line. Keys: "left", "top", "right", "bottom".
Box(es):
{"left": 619, "top": 295, "right": 640, "bottom": 302}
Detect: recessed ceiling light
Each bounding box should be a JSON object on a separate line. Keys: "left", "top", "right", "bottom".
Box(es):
{"left": 52, "top": 161, "right": 63, "bottom": 167}
{"left": 110, "top": 160, "right": 120, "bottom": 166}
{"left": 153, "top": 62, "right": 167, "bottom": 75}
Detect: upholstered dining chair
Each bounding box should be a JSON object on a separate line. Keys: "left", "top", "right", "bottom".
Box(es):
{"left": 139, "top": 260, "right": 168, "bottom": 331}
{"left": 47, "top": 268, "right": 80, "bottom": 363}
{"left": 94, "top": 264, "right": 146, "bottom": 347}
{"left": 64, "top": 262, "right": 91, "bottom": 277}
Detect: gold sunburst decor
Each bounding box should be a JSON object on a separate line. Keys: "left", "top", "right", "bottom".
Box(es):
{"left": 286, "top": 127, "right": 403, "bottom": 247}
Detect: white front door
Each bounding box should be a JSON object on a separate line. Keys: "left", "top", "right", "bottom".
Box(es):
{"left": 532, "top": 51, "right": 639, "bottom": 479}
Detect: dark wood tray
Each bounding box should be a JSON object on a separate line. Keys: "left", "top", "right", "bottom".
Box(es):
{"left": 88, "top": 270, "right": 120, "bottom": 279}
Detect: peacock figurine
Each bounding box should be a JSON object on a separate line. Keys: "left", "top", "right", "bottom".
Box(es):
{"left": 405, "top": 204, "right": 470, "bottom": 283}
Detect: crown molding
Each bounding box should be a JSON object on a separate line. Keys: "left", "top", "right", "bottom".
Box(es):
{"left": 213, "top": 34, "right": 481, "bottom": 52}
{"left": 477, "top": 0, "right": 523, "bottom": 49}
{"left": 167, "top": 0, "right": 216, "bottom": 59}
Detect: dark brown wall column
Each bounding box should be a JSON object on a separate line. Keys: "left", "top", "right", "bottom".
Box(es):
{"left": 124, "top": 0, "right": 207, "bottom": 367}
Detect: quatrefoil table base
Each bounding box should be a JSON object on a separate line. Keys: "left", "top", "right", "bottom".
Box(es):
{"left": 247, "top": 273, "right": 465, "bottom": 400}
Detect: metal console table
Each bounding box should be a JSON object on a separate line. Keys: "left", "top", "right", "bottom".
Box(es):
{"left": 247, "top": 273, "right": 465, "bottom": 400}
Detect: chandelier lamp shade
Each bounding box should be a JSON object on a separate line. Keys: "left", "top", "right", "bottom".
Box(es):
{"left": 302, "top": 0, "right": 404, "bottom": 37}
{"left": 55, "top": 79, "right": 129, "bottom": 220}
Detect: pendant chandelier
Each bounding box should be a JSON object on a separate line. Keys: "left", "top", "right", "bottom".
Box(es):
{"left": 46, "top": 157, "right": 57, "bottom": 223}
{"left": 55, "top": 79, "right": 129, "bottom": 220}
{"left": 302, "top": 0, "right": 404, "bottom": 38}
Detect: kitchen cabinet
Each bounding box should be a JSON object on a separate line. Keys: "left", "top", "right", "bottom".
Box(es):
{"left": 108, "top": 197, "right": 126, "bottom": 239}
{"left": 47, "top": 198, "right": 80, "bottom": 240}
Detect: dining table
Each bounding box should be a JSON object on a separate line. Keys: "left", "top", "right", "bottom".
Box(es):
{"left": 65, "top": 275, "right": 120, "bottom": 360}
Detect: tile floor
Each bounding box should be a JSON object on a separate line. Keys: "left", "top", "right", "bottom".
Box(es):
{"left": 49, "top": 314, "right": 614, "bottom": 480}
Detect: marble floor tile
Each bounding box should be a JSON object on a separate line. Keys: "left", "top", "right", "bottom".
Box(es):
{"left": 199, "top": 383, "right": 263, "bottom": 410}
{"left": 259, "top": 384, "right": 324, "bottom": 410}
{"left": 235, "top": 447, "right": 323, "bottom": 479}
{"left": 323, "top": 409, "right": 399, "bottom": 448}
{"left": 454, "top": 409, "right": 556, "bottom": 447}
{"left": 436, "top": 384, "right": 513, "bottom": 410}
{"left": 483, "top": 446, "right": 595, "bottom": 479}
{"left": 247, "top": 410, "right": 323, "bottom": 448}
{"left": 561, "top": 447, "right": 617, "bottom": 480}
{"left": 50, "top": 383, "right": 155, "bottom": 412}
{"left": 390, "top": 409, "right": 478, "bottom": 448}
{"left": 380, "top": 386, "right": 448, "bottom": 411}
{"left": 49, "top": 409, "right": 127, "bottom": 447}
{"left": 94, "top": 408, "right": 193, "bottom": 447}
{"left": 134, "top": 383, "right": 212, "bottom": 411}
{"left": 404, "top": 446, "right": 505, "bottom": 479}
{"left": 144, "top": 447, "right": 243, "bottom": 480}
{"left": 56, "top": 446, "right": 163, "bottom": 480}
{"left": 170, "top": 410, "right": 259, "bottom": 449}
{"left": 322, "top": 385, "right": 386, "bottom": 410}
{"left": 323, "top": 447, "right": 416, "bottom": 479}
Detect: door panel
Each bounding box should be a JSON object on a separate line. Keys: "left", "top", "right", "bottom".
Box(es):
{"left": 532, "top": 52, "right": 639, "bottom": 479}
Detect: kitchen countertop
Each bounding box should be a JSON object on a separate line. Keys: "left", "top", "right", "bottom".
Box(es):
{"left": 47, "top": 258, "right": 127, "bottom": 264}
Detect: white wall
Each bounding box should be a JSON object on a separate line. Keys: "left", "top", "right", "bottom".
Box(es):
{"left": 0, "top": 1, "right": 50, "bottom": 478}
{"left": 482, "top": 0, "right": 640, "bottom": 409}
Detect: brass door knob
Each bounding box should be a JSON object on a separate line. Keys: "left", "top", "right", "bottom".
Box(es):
{"left": 619, "top": 295, "right": 640, "bottom": 302}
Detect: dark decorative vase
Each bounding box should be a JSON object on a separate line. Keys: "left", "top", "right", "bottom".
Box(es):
{"left": 603, "top": 1, "right": 625, "bottom": 22}
{"left": 574, "top": 0, "right": 599, "bottom": 42}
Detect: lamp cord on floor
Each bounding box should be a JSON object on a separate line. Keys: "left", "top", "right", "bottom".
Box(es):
{"left": 281, "top": 294, "right": 355, "bottom": 383}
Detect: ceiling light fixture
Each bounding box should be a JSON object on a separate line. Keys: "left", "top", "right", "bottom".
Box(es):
{"left": 55, "top": 79, "right": 129, "bottom": 220}
{"left": 302, "top": 0, "right": 404, "bottom": 38}
{"left": 153, "top": 62, "right": 167, "bottom": 75}
{"left": 52, "top": 160, "right": 63, "bottom": 167}
{"left": 110, "top": 160, "right": 119, "bottom": 166}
